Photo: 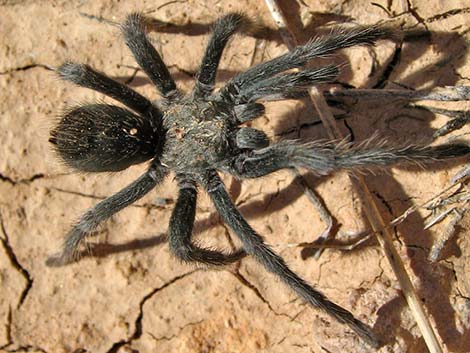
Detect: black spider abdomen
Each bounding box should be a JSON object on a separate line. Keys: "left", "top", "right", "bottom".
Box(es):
{"left": 50, "top": 104, "right": 159, "bottom": 172}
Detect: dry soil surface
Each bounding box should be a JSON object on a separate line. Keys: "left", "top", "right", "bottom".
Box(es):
{"left": 1, "top": 1, "right": 470, "bottom": 353}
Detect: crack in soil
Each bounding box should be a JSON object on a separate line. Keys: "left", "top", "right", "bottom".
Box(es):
{"left": 0, "top": 307, "right": 13, "bottom": 350}
{"left": 147, "top": 320, "right": 204, "bottom": 342}
{"left": 362, "top": 254, "right": 385, "bottom": 288}
{"left": 274, "top": 113, "right": 353, "bottom": 138}
{"left": 371, "top": 190, "right": 395, "bottom": 217}
{"left": 0, "top": 173, "right": 45, "bottom": 186}
{"left": 343, "top": 118, "right": 355, "bottom": 141}
{"left": 4, "top": 345, "right": 50, "bottom": 353}
{"left": 48, "top": 187, "right": 173, "bottom": 210}
{"left": 234, "top": 190, "right": 265, "bottom": 208}
{"left": 443, "top": 259, "right": 470, "bottom": 301}
{"left": 105, "top": 270, "right": 198, "bottom": 353}
{"left": 0, "top": 212, "right": 32, "bottom": 308}
{"left": 373, "top": 44, "right": 402, "bottom": 89}
{"left": 405, "top": 0, "right": 428, "bottom": 29}
{"left": 426, "top": 7, "right": 470, "bottom": 23}
{"left": 229, "top": 270, "right": 295, "bottom": 321}
{"left": 0, "top": 64, "right": 54, "bottom": 75}
{"left": 452, "top": 67, "right": 470, "bottom": 82}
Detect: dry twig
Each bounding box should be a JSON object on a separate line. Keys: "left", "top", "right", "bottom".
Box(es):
{"left": 326, "top": 86, "right": 470, "bottom": 102}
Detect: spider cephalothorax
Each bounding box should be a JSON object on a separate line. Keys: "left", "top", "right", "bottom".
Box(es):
{"left": 49, "top": 12, "right": 470, "bottom": 346}
{"left": 161, "top": 98, "right": 239, "bottom": 173}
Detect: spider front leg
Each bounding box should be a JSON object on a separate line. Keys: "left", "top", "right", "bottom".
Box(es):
{"left": 168, "top": 176, "right": 246, "bottom": 265}
{"left": 193, "top": 13, "right": 246, "bottom": 97}
{"left": 220, "top": 25, "right": 398, "bottom": 103}
{"left": 57, "top": 62, "right": 158, "bottom": 116}
{"left": 231, "top": 140, "right": 470, "bottom": 178}
{"left": 201, "top": 171, "right": 379, "bottom": 346}
{"left": 230, "top": 65, "right": 339, "bottom": 104}
{"left": 47, "top": 164, "right": 167, "bottom": 266}
{"left": 122, "top": 13, "right": 178, "bottom": 99}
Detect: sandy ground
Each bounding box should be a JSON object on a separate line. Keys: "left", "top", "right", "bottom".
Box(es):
{"left": 1, "top": 0, "right": 470, "bottom": 352}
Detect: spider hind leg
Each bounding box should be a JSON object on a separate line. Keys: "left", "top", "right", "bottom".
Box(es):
{"left": 168, "top": 177, "right": 246, "bottom": 266}
{"left": 201, "top": 172, "right": 380, "bottom": 347}
{"left": 47, "top": 166, "right": 166, "bottom": 266}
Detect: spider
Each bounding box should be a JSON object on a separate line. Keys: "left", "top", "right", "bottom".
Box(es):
{"left": 48, "top": 13, "right": 470, "bottom": 347}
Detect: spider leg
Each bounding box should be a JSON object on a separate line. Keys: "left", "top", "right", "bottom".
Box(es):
{"left": 57, "top": 62, "right": 160, "bottom": 116}
{"left": 168, "top": 176, "right": 246, "bottom": 265}
{"left": 47, "top": 164, "right": 167, "bottom": 266}
{"left": 235, "top": 127, "right": 269, "bottom": 149}
{"left": 220, "top": 25, "right": 398, "bottom": 102}
{"left": 201, "top": 171, "right": 379, "bottom": 347}
{"left": 122, "top": 13, "right": 178, "bottom": 99}
{"left": 234, "top": 103, "right": 265, "bottom": 123}
{"left": 233, "top": 65, "right": 339, "bottom": 104}
{"left": 231, "top": 140, "right": 470, "bottom": 178}
{"left": 193, "top": 13, "right": 246, "bottom": 98}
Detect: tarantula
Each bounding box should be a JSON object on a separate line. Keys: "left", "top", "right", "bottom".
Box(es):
{"left": 48, "top": 13, "right": 470, "bottom": 346}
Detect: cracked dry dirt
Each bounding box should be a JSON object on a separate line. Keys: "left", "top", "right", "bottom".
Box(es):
{"left": 1, "top": 1, "right": 470, "bottom": 352}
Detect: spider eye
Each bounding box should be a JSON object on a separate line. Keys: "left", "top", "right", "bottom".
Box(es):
{"left": 50, "top": 104, "right": 158, "bottom": 172}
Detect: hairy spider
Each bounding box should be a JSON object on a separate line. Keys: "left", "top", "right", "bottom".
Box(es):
{"left": 48, "top": 13, "right": 470, "bottom": 346}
